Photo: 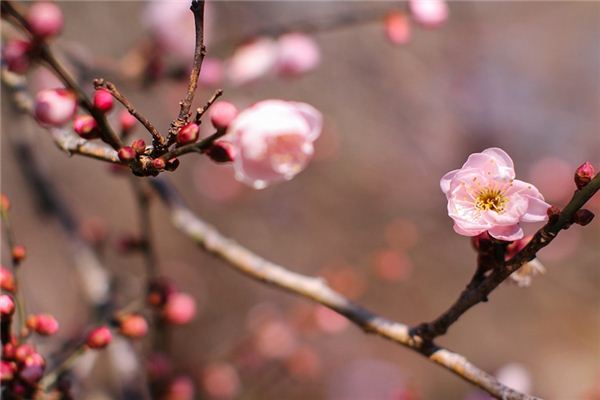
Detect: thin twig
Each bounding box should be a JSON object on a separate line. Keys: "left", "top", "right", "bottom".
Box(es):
{"left": 159, "top": 128, "right": 226, "bottom": 161}
{"left": 94, "top": 79, "right": 165, "bottom": 148}
{"left": 195, "top": 88, "right": 223, "bottom": 123}
{"left": 167, "top": 0, "right": 207, "bottom": 140}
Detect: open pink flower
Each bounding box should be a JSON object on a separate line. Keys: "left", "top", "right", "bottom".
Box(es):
{"left": 226, "top": 100, "right": 322, "bottom": 189}
{"left": 441, "top": 148, "right": 549, "bottom": 241}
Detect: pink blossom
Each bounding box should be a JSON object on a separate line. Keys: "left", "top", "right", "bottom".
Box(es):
{"left": 441, "top": 148, "right": 549, "bottom": 241}
{"left": 26, "top": 2, "right": 63, "bottom": 39}
{"left": 163, "top": 292, "right": 197, "bottom": 325}
{"left": 209, "top": 101, "right": 238, "bottom": 130}
{"left": 276, "top": 33, "right": 320, "bottom": 77}
{"left": 409, "top": 0, "right": 448, "bottom": 28}
{"left": 199, "top": 57, "right": 224, "bottom": 87}
{"left": 226, "top": 38, "right": 279, "bottom": 86}
{"left": 2, "top": 40, "right": 31, "bottom": 74}
{"left": 34, "top": 88, "right": 77, "bottom": 127}
{"left": 226, "top": 100, "right": 322, "bottom": 189}
{"left": 384, "top": 11, "right": 411, "bottom": 45}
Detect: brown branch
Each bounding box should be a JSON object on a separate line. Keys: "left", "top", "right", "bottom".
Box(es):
{"left": 159, "top": 128, "right": 226, "bottom": 161}
{"left": 194, "top": 88, "right": 223, "bottom": 123}
{"left": 130, "top": 179, "right": 158, "bottom": 279}
{"left": 93, "top": 79, "right": 165, "bottom": 147}
{"left": 148, "top": 178, "right": 539, "bottom": 400}
{"left": 414, "top": 177, "right": 600, "bottom": 341}
{"left": 167, "top": 0, "right": 207, "bottom": 140}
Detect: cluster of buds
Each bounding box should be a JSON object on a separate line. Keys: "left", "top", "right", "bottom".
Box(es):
{"left": 2, "top": 2, "right": 63, "bottom": 74}
{"left": 147, "top": 277, "right": 197, "bottom": 326}
{"left": 1, "top": 341, "right": 47, "bottom": 395}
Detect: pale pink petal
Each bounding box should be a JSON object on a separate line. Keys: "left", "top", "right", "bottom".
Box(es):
{"left": 521, "top": 196, "right": 550, "bottom": 222}
{"left": 410, "top": 0, "right": 448, "bottom": 28}
{"left": 453, "top": 223, "right": 486, "bottom": 237}
{"left": 482, "top": 147, "right": 514, "bottom": 170}
{"left": 289, "top": 102, "right": 323, "bottom": 141}
{"left": 276, "top": 33, "right": 320, "bottom": 77}
{"left": 227, "top": 38, "right": 278, "bottom": 86}
{"left": 488, "top": 224, "right": 524, "bottom": 241}
{"left": 440, "top": 169, "right": 458, "bottom": 194}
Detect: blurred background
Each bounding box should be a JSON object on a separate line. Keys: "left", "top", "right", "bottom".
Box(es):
{"left": 1, "top": 1, "right": 599, "bottom": 399}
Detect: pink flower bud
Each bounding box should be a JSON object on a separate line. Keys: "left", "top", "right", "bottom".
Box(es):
{"left": 118, "top": 146, "right": 136, "bottom": 162}
{"left": 276, "top": 32, "right": 320, "bottom": 77}
{"left": 151, "top": 158, "right": 166, "bottom": 170}
{"left": 92, "top": 89, "right": 114, "bottom": 113}
{"left": 11, "top": 245, "right": 26, "bottom": 264}
{"left": 162, "top": 292, "right": 196, "bottom": 325}
{"left": 206, "top": 141, "right": 235, "bottom": 163}
{"left": 0, "top": 295, "right": 15, "bottom": 317}
{"left": 573, "top": 209, "right": 594, "bottom": 226}
{"left": 2, "top": 40, "right": 31, "bottom": 74}
{"left": 574, "top": 161, "right": 595, "bottom": 190}
{"left": 209, "top": 101, "right": 238, "bottom": 131}
{"left": 34, "top": 88, "right": 77, "bottom": 127}
{"left": 0, "top": 194, "right": 10, "bottom": 213}
{"left": 176, "top": 123, "right": 199, "bottom": 145}
{"left": 26, "top": 2, "right": 63, "bottom": 39}
{"left": 228, "top": 100, "right": 322, "bottom": 189}
{"left": 86, "top": 326, "right": 112, "bottom": 349}
{"left": 227, "top": 37, "right": 279, "bottom": 86}
{"left": 0, "top": 266, "right": 16, "bottom": 292}
{"left": 131, "top": 139, "right": 147, "bottom": 155}
{"left": 384, "top": 11, "right": 411, "bottom": 45}
{"left": 73, "top": 115, "right": 98, "bottom": 139}
{"left": 409, "top": 0, "right": 448, "bottom": 28}
{"left": 14, "top": 344, "right": 36, "bottom": 362}
{"left": 118, "top": 314, "right": 148, "bottom": 338}
{"left": 119, "top": 110, "right": 137, "bottom": 134}
{"left": 26, "top": 314, "right": 59, "bottom": 336}
{"left": 0, "top": 361, "right": 16, "bottom": 381}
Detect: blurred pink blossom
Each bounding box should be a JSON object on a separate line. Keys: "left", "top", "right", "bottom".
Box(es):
{"left": 2, "top": 40, "right": 31, "bottom": 73}
{"left": 276, "top": 32, "right": 321, "bottom": 77}
{"left": 34, "top": 88, "right": 77, "bottom": 127}
{"left": 199, "top": 57, "right": 224, "bottom": 87}
{"left": 163, "top": 292, "right": 197, "bottom": 325}
{"left": 384, "top": 11, "right": 411, "bottom": 45}
{"left": 495, "top": 363, "right": 532, "bottom": 394}
{"left": 441, "top": 148, "right": 549, "bottom": 241}
{"left": 26, "top": 2, "right": 63, "bottom": 39}
{"left": 201, "top": 362, "right": 240, "bottom": 400}
{"left": 226, "top": 38, "right": 279, "bottom": 86}
{"left": 226, "top": 100, "right": 322, "bottom": 189}
{"left": 409, "top": 0, "right": 448, "bottom": 28}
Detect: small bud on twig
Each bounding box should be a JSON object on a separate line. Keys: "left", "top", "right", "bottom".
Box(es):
{"left": 73, "top": 115, "right": 99, "bottom": 139}
{"left": 206, "top": 141, "right": 235, "bottom": 163}
{"left": 0, "top": 294, "right": 15, "bottom": 317}
{"left": 86, "top": 326, "right": 112, "bottom": 349}
{"left": 26, "top": 314, "right": 59, "bottom": 336}
{"left": 11, "top": 245, "right": 26, "bottom": 264}
{"left": 26, "top": 2, "right": 64, "bottom": 39}
{"left": 0, "top": 267, "right": 16, "bottom": 292}
{"left": 117, "top": 314, "right": 148, "bottom": 339}
{"left": 573, "top": 209, "right": 594, "bottom": 226}
{"left": 209, "top": 101, "right": 238, "bottom": 130}
{"left": 0, "top": 194, "right": 10, "bottom": 213}
{"left": 119, "top": 110, "right": 137, "bottom": 135}
{"left": 118, "top": 146, "right": 136, "bottom": 162}
{"left": 176, "top": 123, "right": 200, "bottom": 146}
{"left": 131, "top": 139, "right": 147, "bottom": 155}
{"left": 574, "top": 161, "right": 595, "bottom": 190}
{"left": 93, "top": 89, "right": 114, "bottom": 113}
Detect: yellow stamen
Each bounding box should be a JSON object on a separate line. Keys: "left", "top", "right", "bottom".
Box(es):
{"left": 475, "top": 188, "right": 507, "bottom": 213}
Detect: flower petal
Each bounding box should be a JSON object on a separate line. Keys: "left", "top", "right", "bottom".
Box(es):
{"left": 521, "top": 196, "right": 550, "bottom": 222}
{"left": 488, "top": 224, "right": 524, "bottom": 241}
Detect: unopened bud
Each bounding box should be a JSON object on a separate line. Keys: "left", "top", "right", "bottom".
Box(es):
{"left": 162, "top": 292, "right": 197, "bottom": 325}
{"left": 131, "top": 139, "right": 147, "bottom": 155}
{"left": 209, "top": 101, "right": 238, "bottom": 131}
{"left": 34, "top": 88, "right": 77, "bottom": 127}
{"left": 206, "top": 141, "right": 235, "bottom": 163}
{"left": 26, "top": 314, "right": 59, "bottom": 336}
{"left": 73, "top": 115, "right": 98, "bottom": 139}
{"left": 573, "top": 209, "right": 594, "bottom": 226}
{"left": 0, "top": 361, "right": 16, "bottom": 381}
{"left": 93, "top": 89, "right": 114, "bottom": 113}
{"left": 151, "top": 158, "right": 166, "bottom": 170}
{"left": 86, "top": 326, "right": 112, "bottom": 349}
{"left": 574, "top": 161, "right": 595, "bottom": 190}
{"left": 26, "top": 2, "right": 63, "bottom": 39}
{"left": 176, "top": 123, "right": 199, "bottom": 146}
{"left": 119, "top": 110, "right": 137, "bottom": 135}
{"left": 547, "top": 205, "right": 561, "bottom": 223}
{"left": 14, "top": 344, "right": 36, "bottom": 362}
{"left": 118, "top": 314, "right": 148, "bottom": 339}
{"left": 118, "top": 146, "right": 136, "bottom": 162}
{"left": 2, "top": 40, "right": 31, "bottom": 74}
{"left": 12, "top": 245, "right": 26, "bottom": 264}
{"left": 0, "top": 266, "right": 16, "bottom": 292}
{"left": 0, "top": 294, "right": 15, "bottom": 317}
{"left": 384, "top": 11, "right": 411, "bottom": 45}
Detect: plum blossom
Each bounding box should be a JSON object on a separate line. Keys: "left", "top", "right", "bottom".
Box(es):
{"left": 409, "top": 0, "right": 448, "bottom": 28}
{"left": 276, "top": 33, "right": 321, "bottom": 77}
{"left": 441, "top": 148, "right": 549, "bottom": 241}
{"left": 225, "top": 100, "right": 322, "bottom": 189}
{"left": 34, "top": 88, "right": 77, "bottom": 127}
{"left": 226, "top": 37, "right": 279, "bottom": 86}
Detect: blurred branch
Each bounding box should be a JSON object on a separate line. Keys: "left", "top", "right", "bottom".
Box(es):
{"left": 414, "top": 180, "right": 599, "bottom": 341}
{"left": 149, "top": 178, "right": 539, "bottom": 400}
{"left": 167, "top": 0, "right": 207, "bottom": 142}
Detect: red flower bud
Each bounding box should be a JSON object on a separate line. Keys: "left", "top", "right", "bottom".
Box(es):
{"left": 206, "top": 141, "right": 235, "bottom": 163}
{"left": 118, "top": 146, "right": 136, "bottom": 162}
{"left": 119, "top": 110, "right": 137, "bottom": 135}
{"left": 162, "top": 292, "right": 197, "bottom": 325}
{"left": 176, "top": 123, "right": 199, "bottom": 146}
{"left": 574, "top": 161, "right": 595, "bottom": 190}
{"left": 209, "top": 101, "right": 238, "bottom": 131}
{"left": 14, "top": 344, "right": 36, "bottom": 362}
{"left": 573, "top": 209, "right": 594, "bottom": 226}
{"left": 2, "top": 40, "right": 31, "bottom": 74}
{"left": 0, "top": 266, "right": 16, "bottom": 292}
{"left": 0, "top": 361, "right": 16, "bottom": 381}
{"left": 151, "top": 158, "right": 166, "bottom": 170}
{"left": 131, "top": 139, "right": 147, "bottom": 155}
{"left": 26, "top": 2, "right": 63, "bottom": 39}
{"left": 26, "top": 314, "right": 59, "bottom": 336}
{"left": 0, "top": 294, "right": 15, "bottom": 317}
{"left": 73, "top": 115, "right": 98, "bottom": 139}
{"left": 93, "top": 89, "right": 114, "bottom": 113}
{"left": 384, "top": 11, "right": 411, "bottom": 45}
{"left": 11, "top": 245, "right": 26, "bottom": 264}
{"left": 118, "top": 314, "right": 148, "bottom": 339}
{"left": 86, "top": 326, "right": 112, "bottom": 349}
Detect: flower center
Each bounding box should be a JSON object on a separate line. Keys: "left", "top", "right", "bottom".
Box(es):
{"left": 475, "top": 188, "right": 507, "bottom": 213}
